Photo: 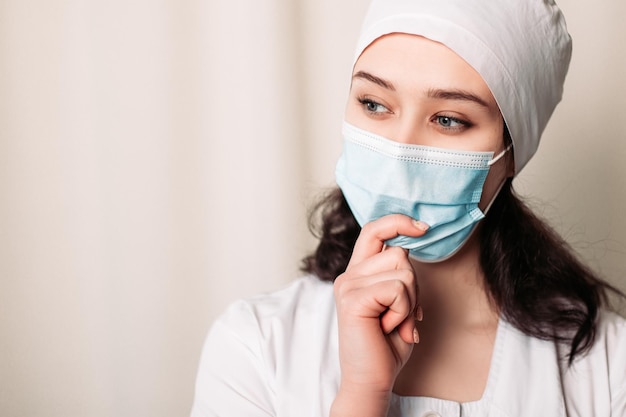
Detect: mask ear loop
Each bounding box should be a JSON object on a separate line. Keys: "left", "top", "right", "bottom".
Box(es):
{"left": 487, "top": 144, "right": 513, "bottom": 166}
{"left": 483, "top": 144, "right": 513, "bottom": 215}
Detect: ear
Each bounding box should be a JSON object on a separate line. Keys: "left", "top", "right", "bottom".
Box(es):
{"left": 502, "top": 122, "right": 515, "bottom": 177}
{"left": 506, "top": 150, "right": 516, "bottom": 178}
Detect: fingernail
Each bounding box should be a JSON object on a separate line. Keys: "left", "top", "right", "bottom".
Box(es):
{"left": 413, "top": 327, "right": 420, "bottom": 344}
{"left": 416, "top": 305, "right": 424, "bottom": 322}
{"left": 413, "top": 220, "right": 429, "bottom": 231}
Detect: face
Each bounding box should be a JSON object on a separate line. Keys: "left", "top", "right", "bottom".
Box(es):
{"left": 344, "top": 33, "right": 513, "bottom": 211}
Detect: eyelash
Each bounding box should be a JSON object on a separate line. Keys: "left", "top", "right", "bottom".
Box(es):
{"left": 357, "top": 97, "right": 390, "bottom": 115}
{"left": 356, "top": 96, "right": 474, "bottom": 132}
{"left": 433, "top": 114, "right": 472, "bottom": 131}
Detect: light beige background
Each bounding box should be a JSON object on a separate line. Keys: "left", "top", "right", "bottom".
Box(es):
{"left": 0, "top": 0, "right": 624, "bottom": 416}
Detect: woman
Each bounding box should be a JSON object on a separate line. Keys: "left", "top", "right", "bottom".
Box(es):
{"left": 191, "top": 0, "right": 626, "bottom": 416}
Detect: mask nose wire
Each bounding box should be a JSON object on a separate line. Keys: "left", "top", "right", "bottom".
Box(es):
{"left": 487, "top": 144, "right": 513, "bottom": 166}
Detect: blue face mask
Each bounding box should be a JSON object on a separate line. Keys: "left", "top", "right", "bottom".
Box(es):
{"left": 335, "top": 122, "right": 509, "bottom": 262}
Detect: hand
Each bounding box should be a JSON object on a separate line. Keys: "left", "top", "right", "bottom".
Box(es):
{"left": 330, "top": 215, "right": 428, "bottom": 416}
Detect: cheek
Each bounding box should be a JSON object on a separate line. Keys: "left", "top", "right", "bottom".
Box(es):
{"left": 478, "top": 121, "right": 506, "bottom": 153}
{"left": 342, "top": 101, "right": 388, "bottom": 138}
{"left": 343, "top": 100, "right": 361, "bottom": 124}
{"left": 467, "top": 115, "right": 505, "bottom": 153}
{"left": 478, "top": 159, "right": 508, "bottom": 212}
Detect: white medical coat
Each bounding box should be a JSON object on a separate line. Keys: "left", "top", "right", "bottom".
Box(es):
{"left": 191, "top": 276, "right": 626, "bottom": 417}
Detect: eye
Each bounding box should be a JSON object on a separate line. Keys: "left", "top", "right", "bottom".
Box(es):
{"left": 358, "top": 97, "right": 391, "bottom": 115}
{"left": 436, "top": 115, "right": 465, "bottom": 128}
{"left": 433, "top": 115, "right": 472, "bottom": 132}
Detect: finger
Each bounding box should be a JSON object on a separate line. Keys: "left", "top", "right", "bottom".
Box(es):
{"left": 348, "top": 214, "right": 429, "bottom": 268}
{"left": 397, "top": 313, "right": 419, "bottom": 345}
{"left": 346, "top": 245, "right": 413, "bottom": 279}
{"left": 387, "top": 327, "right": 415, "bottom": 360}
{"left": 337, "top": 278, "right": 413, "bottom": 328}
{"left": 370, "top": 279, "right": 414, "bottom": 334}
{"left": 335, "top": 255, "right": 418, "bottom": 314}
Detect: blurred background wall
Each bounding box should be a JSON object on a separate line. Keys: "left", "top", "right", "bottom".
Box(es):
{"left": 0, "top": 0, "right": 624, "bottom": 416}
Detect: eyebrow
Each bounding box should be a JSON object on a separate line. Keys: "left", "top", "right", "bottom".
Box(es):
{"left": 352, "top": 71, "right": 396, "bottom": 91}
{"left": 352, "top": 70, "right": 493, "bottom": 109}
{"left": 426, "top": 88, "right": 491, "bottom": 109}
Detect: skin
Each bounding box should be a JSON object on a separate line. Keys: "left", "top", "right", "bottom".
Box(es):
{"left": 330, "top": 34, "right": 514, "bottom": 417}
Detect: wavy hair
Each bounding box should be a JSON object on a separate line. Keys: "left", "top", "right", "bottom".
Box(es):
{"left": 301, "top": 181, "right": 623, "bottom": 363}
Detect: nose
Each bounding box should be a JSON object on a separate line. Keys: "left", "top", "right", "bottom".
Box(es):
{"left": 391, "top": 119, "right": 424, "bottom": 145}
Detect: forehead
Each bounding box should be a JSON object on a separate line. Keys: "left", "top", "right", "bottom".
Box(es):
{"left": 353, "top": 33, "right": 498, "bottom": 109}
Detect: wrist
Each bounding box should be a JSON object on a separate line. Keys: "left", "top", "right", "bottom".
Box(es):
{"left": 330, "top": 384, "right": 392, "bottom": 417}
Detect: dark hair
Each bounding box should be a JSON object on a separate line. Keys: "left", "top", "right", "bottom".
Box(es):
{"left": 301, "top": 182, "right": 623, "bottom": 363}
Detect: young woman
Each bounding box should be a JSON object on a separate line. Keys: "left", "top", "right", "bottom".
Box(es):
{"left": 191, "top": 1, "right": 626, "bottom": 416}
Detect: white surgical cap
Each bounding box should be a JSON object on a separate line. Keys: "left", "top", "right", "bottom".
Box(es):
{"left": 354, "top": 0, "right": 573, "bottom": 173}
